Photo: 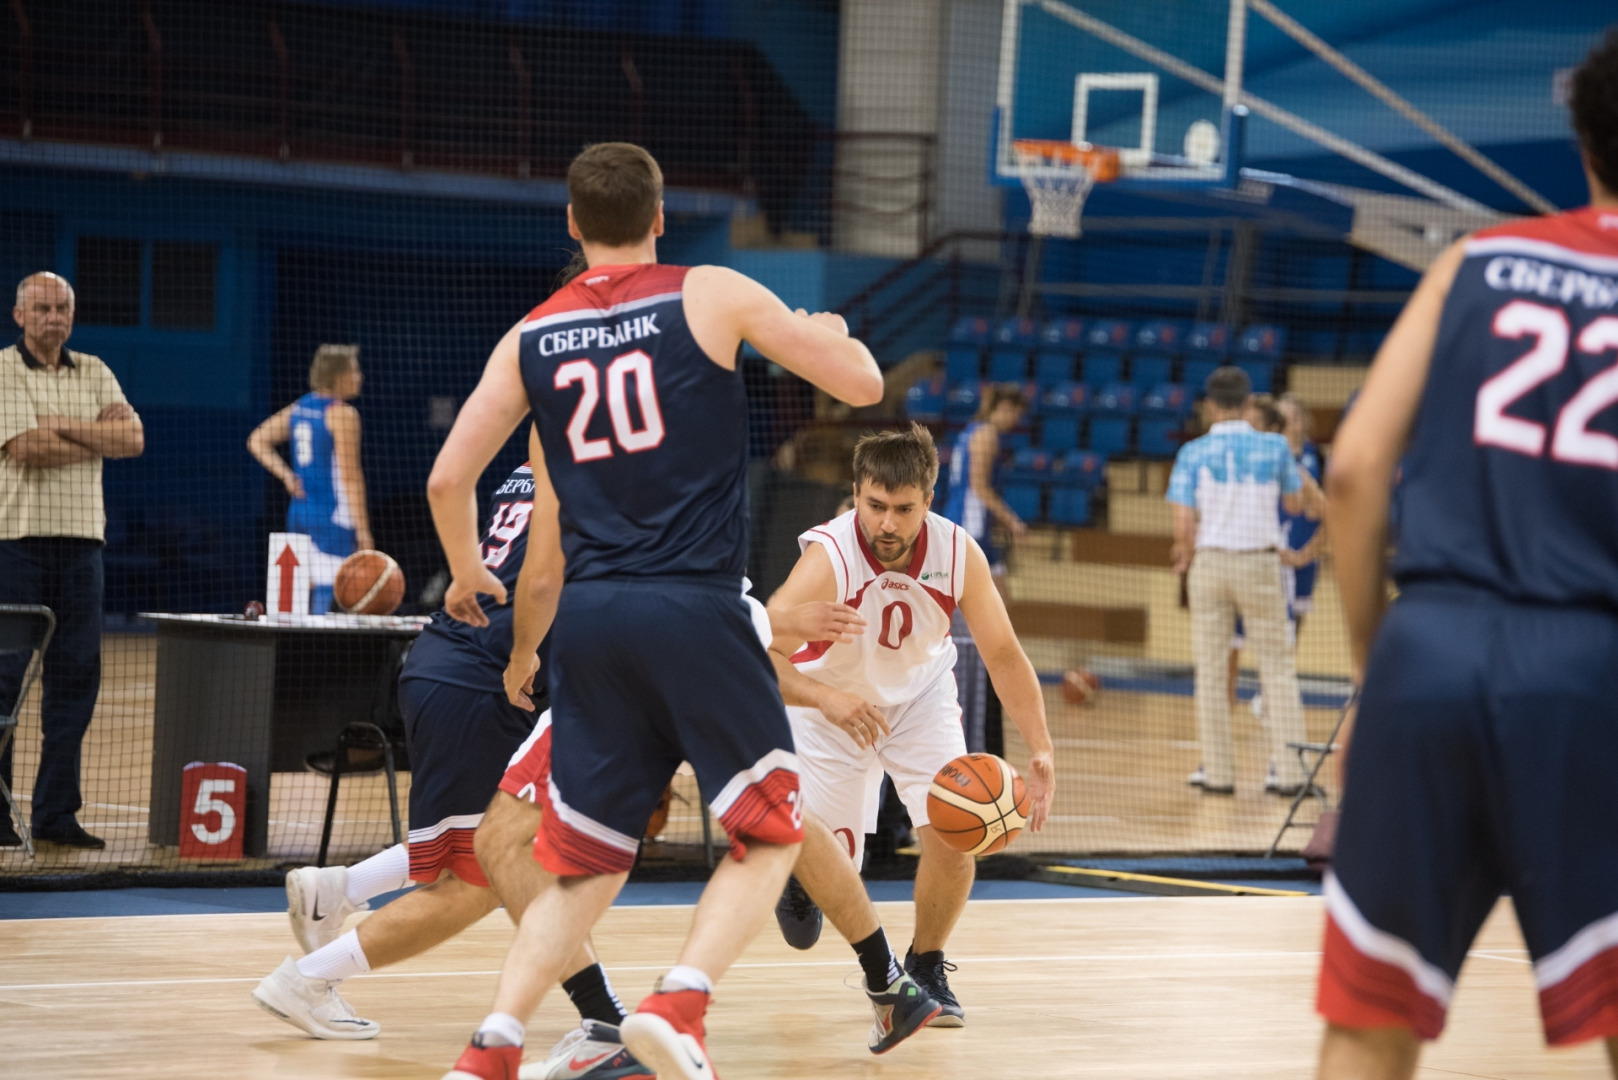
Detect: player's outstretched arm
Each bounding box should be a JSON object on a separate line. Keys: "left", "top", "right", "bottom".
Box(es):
{"left": 246, "top": 404, "right": 303, "bottom": 497}
{"left": 682, "top": 265, "right": 884, "bottom": 407}
{"left": 766, "top": 544, "right": 890, "bottom": 748}
{"left": 329, "top": 403, "right": 372, "bottom": 550}
{"left": 504, "top": 424, "right": 565, "bottom": 712}
{"left": 957, "top": 533, "right": 1055, "bottom": 831}
{"left": 1329, "top": 239, "right": 1465, "bottom": 678}
{"left": 427, "top": 320, "right": 530, "bottom": 625}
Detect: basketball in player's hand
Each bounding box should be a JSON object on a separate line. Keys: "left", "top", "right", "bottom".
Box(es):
{"left": 926, "top": 753, "right": 1030, "bottom": 855}
{"left": 1061, "top": 668, "right": 1100, "bottom": 705}
{"left": 335, "top": 550, "right": 405, "bottom": 615}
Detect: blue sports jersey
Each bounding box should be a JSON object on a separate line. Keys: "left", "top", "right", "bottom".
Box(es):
{"left": 517, "top": 263, "right": 749, "bottom": 583}
{"left": 1392, "top": 207, "right": 1618, "bottom": 608}
{"left": 286, "top": 391, "right": 355, "bottom": 557}
{"left": 1282, "top": 441, "right": 1322, "bottom": 553}
{"left": 406, "top": 462, "right": 547, "bottom": 693}
{"left": 941, "top": 421, "right": 994, "bottom": 541}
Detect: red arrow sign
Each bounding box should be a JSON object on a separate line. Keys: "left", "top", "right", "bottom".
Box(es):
{"left": 275, "top": 544, "right": 300, "bottom": 613}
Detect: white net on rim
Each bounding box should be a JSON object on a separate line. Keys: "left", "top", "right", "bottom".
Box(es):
{"left": 1013, "top": 143, "right": 1096, "bottom": 239}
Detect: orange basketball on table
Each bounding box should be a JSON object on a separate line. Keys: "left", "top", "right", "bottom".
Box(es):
{"left": 926, "top": 752, "right": 1030, "bottom": 855}
{"left": 334, "top": 550, "right": 405, "bottom": 615}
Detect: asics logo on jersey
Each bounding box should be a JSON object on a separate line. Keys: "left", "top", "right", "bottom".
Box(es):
{"left": 1484, "top": 256, "right": 1618, "bottom": 311}
{"left": 535, "top": 314, "right": 662, "bottom": 356}
{"left": 880, "top": 580, "right": 909, "bottom": 590}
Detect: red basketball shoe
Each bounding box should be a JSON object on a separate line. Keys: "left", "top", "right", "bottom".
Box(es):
{"left": 620, "top": 989, "right": 716, "bottom": 1080}
{"left": 443, "top": 1038, "right": 523, "bottom": 1080}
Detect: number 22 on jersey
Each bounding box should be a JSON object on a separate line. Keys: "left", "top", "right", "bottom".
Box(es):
{"left": 1476, "top": 300, "right": 1618, "bottom": 469}
{"left": 555, "top": 349, "right": 666, "bottom": 462}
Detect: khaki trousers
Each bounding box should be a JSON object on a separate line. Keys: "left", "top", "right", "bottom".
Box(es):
{"left": 1188, "top": 548, "right": 1306, "bottom": 788}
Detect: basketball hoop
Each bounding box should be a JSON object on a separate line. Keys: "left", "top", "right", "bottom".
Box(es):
{"left": 1011, "top": 139, "right": 1120, "bottom": 239}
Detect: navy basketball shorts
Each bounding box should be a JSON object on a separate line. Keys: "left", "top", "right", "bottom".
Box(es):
{"left": 397, "top": 676, "right": 538, "bottom": 887}
{"left": 1319, "top": 585, "right": 1618, "bottom": 1045}
{"left": 536, "top": 578, "right": 803, "bottom": 877}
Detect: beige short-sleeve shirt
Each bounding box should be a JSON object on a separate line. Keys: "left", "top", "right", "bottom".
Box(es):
{"left": 0, "top": 341, "right": 132, "bottom": 541}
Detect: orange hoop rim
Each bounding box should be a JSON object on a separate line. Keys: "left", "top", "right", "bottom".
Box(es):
{"left": 1010, "top": 139, "right": 1121, "bottom": 182}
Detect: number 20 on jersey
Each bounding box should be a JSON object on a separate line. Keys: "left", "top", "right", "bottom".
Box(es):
{"left": 556, "top": 349, "right": 666, "bottom": 462}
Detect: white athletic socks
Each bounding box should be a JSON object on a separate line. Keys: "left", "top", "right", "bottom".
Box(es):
{"left": 661, "top": 965, "right": 714, "bottom": 995}
{"left": 296, "top": 929, "right": 371, "bottom": 982}
{"left": 345, "top": 843, "right": 413, "bottom": 904}
{"left": 475, "top": 1012, "right": 526, "bottom": 1048}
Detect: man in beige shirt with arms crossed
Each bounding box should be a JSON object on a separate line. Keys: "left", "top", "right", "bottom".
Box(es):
{"left": 0, "top": 271, "right": 144, "bottom": 849}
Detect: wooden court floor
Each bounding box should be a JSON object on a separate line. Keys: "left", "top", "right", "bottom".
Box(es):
{"left": 0, "top": 895, "right": 1606, "bottom": 1079}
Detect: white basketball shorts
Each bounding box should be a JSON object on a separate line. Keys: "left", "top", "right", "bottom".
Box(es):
{"left": 787, "top": 666, "right": 967, "bottom": 868}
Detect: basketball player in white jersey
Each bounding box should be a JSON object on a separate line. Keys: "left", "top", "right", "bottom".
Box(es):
{"left": 765, "top": 423, "right": 1056, "bottom": 1024}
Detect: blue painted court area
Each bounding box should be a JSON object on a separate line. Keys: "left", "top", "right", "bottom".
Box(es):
{"left": 0, "top": 877, "right": 1119, "bottom": 920}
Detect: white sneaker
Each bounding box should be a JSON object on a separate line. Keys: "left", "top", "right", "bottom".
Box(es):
{"left": 1187, "top": 765, "right": 1206, "bottom": 788}
{"left": 620, "top": 1013, "right": 713, "bottom": 1080}
{"left": 1250, "top": 693, "right": 1265, "bottom": 720}
{"left": 251, "top": 956, "right": 380, "bottom": 1040}
{"left": 520, "top": 1020, "right": 644, "bottom": 1079}
{"left": 286, "top": 865, "right": 365, "bottom": 953}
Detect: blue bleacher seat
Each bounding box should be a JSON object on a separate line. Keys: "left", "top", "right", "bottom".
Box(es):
{"left": 1002, "top": 482, "right": 1043, "bottom": 523}
{"left": 1141, "top": 382, "right": 1192, "bottom": 419}
{"left": 1003, "top": 429, "right": 1034, "bottom": 453}
{"left": 1134, "top": 320, "right": 1187, "bottom": 356}
{"left": 1091, "top": 382, "right": 1138, "bottom": 417}
{"left": 1040, "top": 380, "right": 1088, "bottom": 416}
{"left": 1181, "top": 358, "right": 1220, "bottom": 391}
{"left": 1080, "top": 352, "right": 1123, "bottom": 387}
{"left": 1236, "top": 324, "right": 1286, "bottom": 358}
{"left": 1006, "top": 448, "right": 1052, "bottom": 483}
{"left": 1053, "top": 449, "right": 1106, "bottom": 487}
{"left": 1039, "top": 414, "right": 1080, "bottom": 453}
{"left": 1083, "top": 319, "right": 1133, "bottom": 353}
{"left": 1137, "top": 418, "right": 1185, "bottom": 458}
{"left": 1041, "top": 317, "right": 1085, "bottom": 353}
{"left": 944, "top": 381, "right": 980, "bottom": 422}
{"left": 995, "top": 316, "right": 1043, "bottom": 348}
{"left": 949, "top": 315, "right": 992, "bottom": 345}
{"left": 1186, "top": 321, "right": 1232, "bottom": 356}
{"left": 1033, "top": 351, "right": 1075, "bottom": 388}
{"left": 987, "top": 349, "right": 1028, "bottom": 383}
{"left": 1087, "top": 416, "right": 1133, "bottom": 457}
{"left": 1048, "top": 487, "right": 1092, "bottom": 526}
{"left": 1015, "top": 379, "right": 1042, "bottom": 415}
{"left": 905, "top": 375, "right": 945, "bottom": 422}
{"left": 1238, "top": 359, "right": 1276, "bottom": 394}
{"left": 945, "top": 345, "right": 981, "bottom": 385}
{"left": 1128, "top": 354, "right": 1173, "bottom": 389}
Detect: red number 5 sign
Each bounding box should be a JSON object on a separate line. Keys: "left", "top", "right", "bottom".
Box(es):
{"left": 180, "top": 761, "right": 247, "bottom": 859}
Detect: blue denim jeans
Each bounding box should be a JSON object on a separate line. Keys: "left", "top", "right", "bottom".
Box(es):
{"left": 0, "top": 538, "right": 103, "bottom": 833}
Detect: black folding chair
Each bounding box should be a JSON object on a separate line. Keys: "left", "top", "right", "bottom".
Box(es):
{"left": 0, "top": 605, "right": 56, "bottom": 859}
{"left": 1266, "top": 686, "right": 1357, "bottom": 859}
{"left": 314, "top": 638, "right": 410, "bottom": 867}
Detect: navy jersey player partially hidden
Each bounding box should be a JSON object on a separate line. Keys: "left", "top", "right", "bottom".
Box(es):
{"left": 1317, "top": 31, "right": 1618, "bottom": 1079}
{"left": 253, "top": 459, "right": 633, "bottom": 1054}
{"left": 426, "top": 142, "right": 883, "bottom": 1080}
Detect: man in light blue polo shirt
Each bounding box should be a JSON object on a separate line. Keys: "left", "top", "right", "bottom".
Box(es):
{"left": 1167, "top": 366, "right": 1308, "bottom": 796}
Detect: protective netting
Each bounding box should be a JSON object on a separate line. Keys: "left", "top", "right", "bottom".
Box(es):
{"left": 0, "top": 0, "right": 1605, "bottom": 886}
